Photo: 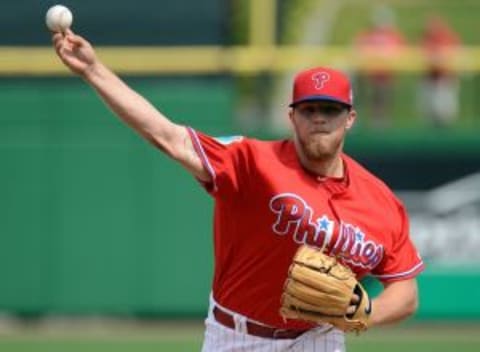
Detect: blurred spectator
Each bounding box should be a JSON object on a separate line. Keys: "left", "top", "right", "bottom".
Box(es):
{"left": 354, "top": 5, "right": 405, "bottom": 128}
{"left": 419, "top": 15, "right": 461, "bottom": 127}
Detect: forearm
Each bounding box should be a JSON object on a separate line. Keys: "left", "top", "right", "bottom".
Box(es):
{"left": 369, "top": 279, "right": 418, "bottom": 327}
{"left": 83, "top": 61, "right": 180, "bottom": 156}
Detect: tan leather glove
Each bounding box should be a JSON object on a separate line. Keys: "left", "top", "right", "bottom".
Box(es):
{"left": 280, "top": 245, "right": 371, "bottom": 333}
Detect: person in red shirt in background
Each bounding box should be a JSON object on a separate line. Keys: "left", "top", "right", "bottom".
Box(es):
{"left": 419, "top": 15, "right": 461, "bottom": 127}
{"left": 354, "top": 5, "right": 406, "bottom": 128}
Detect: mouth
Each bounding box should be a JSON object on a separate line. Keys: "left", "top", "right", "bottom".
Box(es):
{"left": 310, "top": 130, "right": 329, "bottom": 135}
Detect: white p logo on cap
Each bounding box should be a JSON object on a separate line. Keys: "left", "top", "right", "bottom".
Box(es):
{"left": 311, "top": 72, "right": 330, "bottom": 90}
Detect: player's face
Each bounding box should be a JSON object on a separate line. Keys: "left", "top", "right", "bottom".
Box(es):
{"left": 289, "top": 101, "right": 356, "bottom": 161}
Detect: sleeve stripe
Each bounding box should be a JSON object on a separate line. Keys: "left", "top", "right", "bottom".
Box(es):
{"left": 373, "top": 261, "right": 425, "bottom": 279}
{"left": 186, "top": 127, "right": 218, "bottom": 192}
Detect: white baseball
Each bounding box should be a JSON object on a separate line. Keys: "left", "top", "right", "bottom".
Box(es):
{"left": 45, "top": 5, "right": 73, "bottom": 32}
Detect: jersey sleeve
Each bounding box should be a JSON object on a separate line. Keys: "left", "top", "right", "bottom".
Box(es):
{"left": 187, "top": 127, "right": 252, "bottom": 197}
{"left": 371, "top": 201, "right": 425, "bottom": 283}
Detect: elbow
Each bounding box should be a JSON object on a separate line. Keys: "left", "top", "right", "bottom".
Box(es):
{"left": 402, "top": 278, "right": 420, "bottom": 319}
{"left": 404, "top": 291, "right": 419, "bottom": 319}
{"left": 144, "top": 131, "right": 179, "bottom": 159}
{"left": 146, "top": 134, "right": 171, "bottom": 154}
{"left": 144, "top": 124, "right": 185, "bottom": 160}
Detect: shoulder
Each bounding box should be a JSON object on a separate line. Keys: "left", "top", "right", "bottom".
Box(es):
{"left": 205, "top": 133, "right": 291, "bottom": 164}
{"left": 219, "top": 135, "right": 290, "bottom": 155}
{"left": 247, "top": 138, "right": 291, "bottom": 152}
{"left": 191, "top": 128, "right": 288, "bottom": 153}
{"left": 247, "top": 138, "right": 297, "bottom": 164}
{"left": 344, "top": 154, "right": 403, "bottom": 208}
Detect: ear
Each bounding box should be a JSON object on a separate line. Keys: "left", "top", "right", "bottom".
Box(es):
{"left": 345, "top": 109, "right": 357, "bottom": 130}
{"left": 288, "top": 108, "right": 294, "bottom": 123}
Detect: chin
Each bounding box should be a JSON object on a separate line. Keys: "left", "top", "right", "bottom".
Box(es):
{"left": 305, "top": 150, "right": 333, "bottom": 161}
{"left": 301, "top": 134, "right": 343, "bottom": 161}
{"left": 304, "top": 141, "right": 334, "bottom": 160}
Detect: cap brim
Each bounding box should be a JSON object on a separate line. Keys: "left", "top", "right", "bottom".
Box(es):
{"left": 289, "top": 95, "right": 351, "bottom": 108}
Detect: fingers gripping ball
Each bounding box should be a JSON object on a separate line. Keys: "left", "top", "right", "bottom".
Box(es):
{"left": 46, "top": 5, "right": 73, "bottom": 32}
{"left": 280, "top": 245, "right": 372, "bottom": 333}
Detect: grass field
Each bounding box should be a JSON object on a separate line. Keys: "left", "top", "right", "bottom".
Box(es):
{"left": 0, "top": 321, "right": 478, "bottom": 351}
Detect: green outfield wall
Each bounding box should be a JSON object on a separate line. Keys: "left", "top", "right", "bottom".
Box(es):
{"left": 1, "top": 78, "right": 480, "bottom": 320}
{"left": 0, "top": 77, "right": 232, "bottom": 316}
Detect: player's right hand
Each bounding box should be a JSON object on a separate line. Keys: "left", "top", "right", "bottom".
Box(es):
{"left": 346, "top": 293, "right": 360, "bottom": 315}
{"left": 52, "top": 29, "right": 98, "bottom": 76}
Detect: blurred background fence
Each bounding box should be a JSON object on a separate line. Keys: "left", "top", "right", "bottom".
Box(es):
{"left": 1, "top": 0, "right": 480, "bottom": 324}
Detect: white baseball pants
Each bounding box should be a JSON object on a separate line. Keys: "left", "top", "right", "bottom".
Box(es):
{"left": 201, "top": 297, "right": 345, "bottom": 352}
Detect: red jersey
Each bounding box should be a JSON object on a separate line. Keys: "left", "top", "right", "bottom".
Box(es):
{"left": 422, "top": 17, "right": 461, "bottom": 79}
{"left": 188, "top": 128, "right": 424, "bottom": 329}
{"left": 355, "top": 26, "right": 405, "bottom": 80}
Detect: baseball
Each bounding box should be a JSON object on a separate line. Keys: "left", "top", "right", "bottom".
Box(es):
{"left": 45, "top": 5, "right": 73, "bottom": 32}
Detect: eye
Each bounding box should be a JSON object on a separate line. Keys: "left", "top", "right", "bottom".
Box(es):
{"left": 320, "top": 106, "right": 345, "bottom": 116}
{"left": 325, "top": 106, "right": 342, "bottom": 115}
{"left": 300, "top": 106, "right": 316, "bottom": 116}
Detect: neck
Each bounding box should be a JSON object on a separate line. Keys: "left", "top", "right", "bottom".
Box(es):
{"left": 302, "top": 155, "right": 344, "bottom": 178}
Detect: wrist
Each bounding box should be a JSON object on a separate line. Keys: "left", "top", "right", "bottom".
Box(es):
{"left": 368, "top": 299, "right": 379, "bottom": 327}
{"left": 82, "top": 61, "right": 104, "bottom": 83}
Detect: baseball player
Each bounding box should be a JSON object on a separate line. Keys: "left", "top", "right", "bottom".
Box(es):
{"left": 52, "top": 31, "right": 424, "bottom": 352}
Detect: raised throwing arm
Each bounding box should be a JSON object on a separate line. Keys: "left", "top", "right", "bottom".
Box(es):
{"left": 52, "top": 30, "right": 211, "bottom": 182}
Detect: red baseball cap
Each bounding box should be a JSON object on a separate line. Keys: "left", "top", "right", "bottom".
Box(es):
{"left": 289, "top": 67, "right": 353, "bottom": 107}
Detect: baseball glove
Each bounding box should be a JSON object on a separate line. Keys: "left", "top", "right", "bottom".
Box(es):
{"left": 280, "top": 245, "right": 371, "bottom": 333}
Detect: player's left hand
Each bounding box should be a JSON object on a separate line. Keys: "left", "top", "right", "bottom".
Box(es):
{"left": 280, "top": 245, "right": 371, "bottom": 333}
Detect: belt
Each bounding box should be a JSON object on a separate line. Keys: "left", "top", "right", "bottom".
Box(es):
{"left": 213, "top": 306, "right": 308, "bottom": 340}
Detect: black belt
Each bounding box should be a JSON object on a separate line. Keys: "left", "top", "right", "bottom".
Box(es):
{"left": 213, "top": 306, "right": 308, "bottom": 340}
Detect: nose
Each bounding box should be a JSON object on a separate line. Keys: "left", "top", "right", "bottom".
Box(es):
{"left": 309, "top": 112, "right": 328, "bottom": 124}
